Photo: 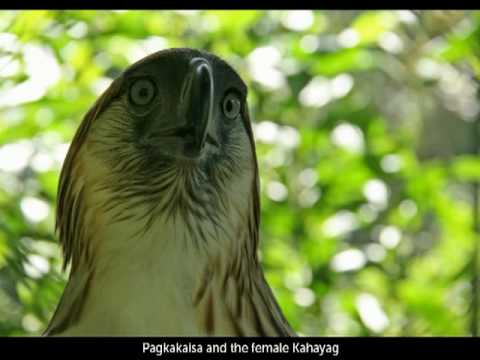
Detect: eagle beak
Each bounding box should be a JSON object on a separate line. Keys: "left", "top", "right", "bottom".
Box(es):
{"left": 181, "top": 57, "right": 216, "bottom": 156}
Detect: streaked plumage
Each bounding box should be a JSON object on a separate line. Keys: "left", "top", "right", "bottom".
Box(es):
{"left": 45, "top": 48, "right": 295, "bottom": 336}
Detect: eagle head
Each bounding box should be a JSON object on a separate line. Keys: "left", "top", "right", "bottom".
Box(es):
{"left": 57, "top": 48, "right": 260, "bottom": 270}
{"left": 48, "top": 48, "right": 293, "bottom": 336}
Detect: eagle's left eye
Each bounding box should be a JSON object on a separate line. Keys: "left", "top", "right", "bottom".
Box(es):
{"left": 222, "top": 92, "right": 241, "bottom": 120}
{"left": 129, "top": 78, "right": 156, "bottom": 106}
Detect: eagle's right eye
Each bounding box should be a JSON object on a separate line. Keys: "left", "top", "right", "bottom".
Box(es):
{"left": 129, "top": 78, "right": 156, "bottom": 106}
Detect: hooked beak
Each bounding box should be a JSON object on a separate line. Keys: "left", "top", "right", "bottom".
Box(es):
{"left": 179, "top": 57, "right": 216, "bottom": 157}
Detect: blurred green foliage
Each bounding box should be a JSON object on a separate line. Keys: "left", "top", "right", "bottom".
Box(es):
{"left": 1, "top": 10, "right": 480, "bottom": 336}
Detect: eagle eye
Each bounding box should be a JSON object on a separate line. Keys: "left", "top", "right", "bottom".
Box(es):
{"left": 222, "top": 92, "right": 241, "bottom": 120}
{"left": 129, "top": 78, "right": 156, "bottom": 106}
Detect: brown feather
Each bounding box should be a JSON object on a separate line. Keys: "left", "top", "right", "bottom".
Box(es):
{"left": 45, "top": 78, "right": 124, "bottom": 335}
{"left": 56, "top": 77, "right": 124, "bottom": 271}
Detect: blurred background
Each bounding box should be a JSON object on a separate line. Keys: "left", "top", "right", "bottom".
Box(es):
{"left": 0, "top": 10, "right": 480, "bottom": 336}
